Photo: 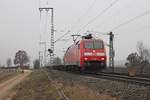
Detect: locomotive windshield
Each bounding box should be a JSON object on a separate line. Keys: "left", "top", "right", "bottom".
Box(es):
{"left": 84, "top": 42, "right": 93, "bottom": 48}
{"left": 94, "top": 41, "right": 103, "bottom": 48}
{"left": 84, "top": 41, "right": 103, "bottom": 49}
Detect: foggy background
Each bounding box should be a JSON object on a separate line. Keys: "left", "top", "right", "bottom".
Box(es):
{"left": 0, "top": 0, "right": 150, "bottom": 66}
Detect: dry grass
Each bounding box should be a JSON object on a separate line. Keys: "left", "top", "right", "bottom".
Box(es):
{"left": 0, "top": 72, "right": 21, "bottom": 83}
{"left": 12, "top": 70, "right": 61, "bottom": 100}
{"left": 12, "top": 69, "right": 118, "bottom": 100}
{"left": 54, "top": 81, "right": 117, "bottom": 100}
{"left": 46, "top": 69, "right": 117, "bottom": 100}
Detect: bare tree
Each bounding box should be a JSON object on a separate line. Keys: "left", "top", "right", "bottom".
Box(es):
{"left": 33, "top": 59, "right": 40, "bottom": 69}
{"left": 14, "top": 50, "right": 29, "bottom": 68}
{"left": 142, "top": 49, "right": 150, "bottom": 61}
{"left": 126, "top": 52, "right": 141, "bottom": 66}
{"left": 137, "top": 41, "right": 150, "bottom": 62}
{"left": 54, "top": 57, "right": 62, "bottom": 65}
{"left": 136, "top": 41, "right": 150, "bottom": 73}
{"left": 6, "top": 58, "right": 12, "bottom": 67}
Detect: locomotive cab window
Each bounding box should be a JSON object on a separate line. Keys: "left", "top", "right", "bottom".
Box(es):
{"left": 84, "top": 41, "right": 103, "bottom": 49}
{"left": 84, "top": 42, "right": 93, "bottom": 48}
{"left": 94, "top": 41, "right": 104, "bottom": 49}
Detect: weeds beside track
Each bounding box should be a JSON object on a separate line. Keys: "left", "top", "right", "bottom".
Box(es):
{"left": 42, "top": 69, "right": 69, "bottom": 100}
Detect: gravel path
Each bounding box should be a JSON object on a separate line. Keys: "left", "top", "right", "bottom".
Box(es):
{"left": 0, "top": 70, "right": 32, "bottom": 100}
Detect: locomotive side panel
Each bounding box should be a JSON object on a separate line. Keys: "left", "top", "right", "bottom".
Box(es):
{"left": 64, "top": 43, "right": 80, "bottom": 66}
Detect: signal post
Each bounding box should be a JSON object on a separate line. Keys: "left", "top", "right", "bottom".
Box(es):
{"left": 109, "top": 32, "right": 115, "bottom": 72}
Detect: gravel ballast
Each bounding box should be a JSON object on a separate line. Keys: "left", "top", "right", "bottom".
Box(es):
{"left": 47, "top": 69, "right": 150, "bottom": 100}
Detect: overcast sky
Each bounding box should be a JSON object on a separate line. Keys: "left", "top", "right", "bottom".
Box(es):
{"left": 0, "top": 0, "right": 150, "bottom": 66}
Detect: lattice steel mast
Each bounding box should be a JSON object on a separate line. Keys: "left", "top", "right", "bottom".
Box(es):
{"left": 39, "top": 7, "right": 54, "bottom": 65}
{"left": 108, "top": 32, "right": 114, "bottom": 71}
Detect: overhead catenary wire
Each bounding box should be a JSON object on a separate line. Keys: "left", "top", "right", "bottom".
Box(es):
{"left": 54, "top": 30, "right": 71, "bottom": 43}
{"left": 91, "top": 0, "right": 134, "bottom": 30}
{"left": 110, "top": 9, "right": 150, "bottom": 31}
{"left": 77, "top": 0, "right": 120, "bottom": 34}
{"left": 60, "top": 38, "right": 72, "bottom": 41}
{"left": 52, "top": 0, "right": 97, "bottom": 43}
{"left": 54, "top": 0, "right": 119, "bottom": 44}
{"left": 71, "top": 0, "right": 97, "bottom": 30}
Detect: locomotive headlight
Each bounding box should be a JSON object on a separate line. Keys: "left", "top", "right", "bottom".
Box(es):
{"left": 84, "top": 57, "right": 88, "bottom": 60}
{"left": 101, "top": 57, "right": 105, "bottom": 60}
{"left": 84, "top": 52, "right": 92, "bottom": 56}
{"left": 96, "top": 52, "right": 105, "bottom": 56}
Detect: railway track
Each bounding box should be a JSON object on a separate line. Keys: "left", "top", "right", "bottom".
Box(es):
{"left": 42, "top": 69, "right": 69, "bottom": 100}
{"left": 47, "top": 66, "right": 150, "bottom": 86}
{"left": 85, "top": 72, "right": 150, "bottom": 85}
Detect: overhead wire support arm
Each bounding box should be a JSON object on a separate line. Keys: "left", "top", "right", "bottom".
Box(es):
{"left": 71, "top": 0, "right": 97, "bottom": 30}
{"left": 71, "top": 34, "right": 81, "bottom": 43}
{"left": 39, "top": 7, "right": 53, "bottom": 11}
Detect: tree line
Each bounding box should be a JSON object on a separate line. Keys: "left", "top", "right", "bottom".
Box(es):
{"left": 125, "top": 41, "right": 150, "bottom": 73}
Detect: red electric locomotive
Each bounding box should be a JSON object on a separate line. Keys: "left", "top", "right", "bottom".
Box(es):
{"left": 63, "top": 34, "right": 107, "bottom": 72}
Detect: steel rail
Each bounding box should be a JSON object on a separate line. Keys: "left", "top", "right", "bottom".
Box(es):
{"left": 48, "top": 66, "right": 150, "bottom": 86}
{"left": 42, "top": 69, "right": 69, "bottom": 100}
{"left": 93, "top": 72, "right": 150, "bottom": 85}
{"left": 62, "top": 69, "right": 150, "bottom": 85}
